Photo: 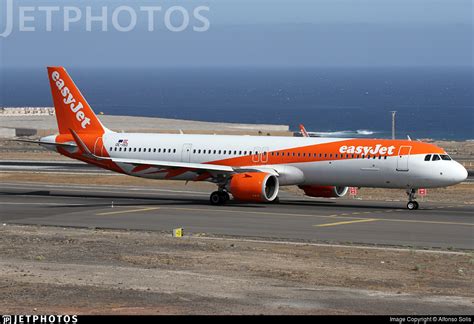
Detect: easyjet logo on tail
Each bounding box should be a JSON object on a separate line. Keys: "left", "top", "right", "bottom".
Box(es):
{"left": 51, "top": 71, "right": 91, "bottom": 129}
{"left": 339, "top": 144, "right": 396, "bottom": 156}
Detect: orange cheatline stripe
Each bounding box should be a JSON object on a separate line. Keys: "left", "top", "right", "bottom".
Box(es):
{"left": 205, "top": 139, "right": 445, "bottom": 168}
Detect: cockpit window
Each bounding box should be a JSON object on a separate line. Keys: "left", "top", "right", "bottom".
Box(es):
{"left": 432, "top": 154, "right": 441, "bottom": 161}
{"left": 424, "top": 154, "right": 432, "bottom": 161}
{"left": 440, "top": 155, "right": 452, "bottom": 161}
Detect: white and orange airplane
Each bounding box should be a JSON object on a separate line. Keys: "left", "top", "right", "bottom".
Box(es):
{"left": 25, "top": 67, "right": 468, "bottom": 210}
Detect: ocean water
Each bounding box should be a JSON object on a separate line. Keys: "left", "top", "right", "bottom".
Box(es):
{"left": 1, "top": 67, "right": 472, "bottom": 140}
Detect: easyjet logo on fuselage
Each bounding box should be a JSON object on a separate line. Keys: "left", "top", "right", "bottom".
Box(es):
{"left": 339, "top": 144, "right": 396, "bottom": 156}
{"left": 51, "top": 71, "right": 91, "bottom": 129}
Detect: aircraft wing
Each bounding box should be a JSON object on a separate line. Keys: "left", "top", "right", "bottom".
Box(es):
{"left": 112, "top": 157, "right": 235, "bottom": 173}
{"left": 110, "top": 159, "right": 281, "bottom": 181}
{"left": 68, "top": 129, "right": 269, "bottom": 179}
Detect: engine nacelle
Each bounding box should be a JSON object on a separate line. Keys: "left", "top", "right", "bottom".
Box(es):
{"left": 299, "top": 185, "right": 349, "bottom": 198}
{"left": 229, "top": 172, "right": 279, "bottom": 202}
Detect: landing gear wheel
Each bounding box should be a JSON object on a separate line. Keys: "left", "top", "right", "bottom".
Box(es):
{"left": 407, "top": 201, "right": 419, "bottom": 210}
{"left": 221, "top": 191, "right": 230, "bottom": 202}
{"left": 406, "top": 189, "right": 419, "bottom": 210}
{"left": 210, "top": 191, "right": 222, "bottom": 205}
{"left": 210, "top": 191, "right": 230, "bottom": 205}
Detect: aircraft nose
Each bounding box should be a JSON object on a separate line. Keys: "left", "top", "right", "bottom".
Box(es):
{"left": 453, "top": 162, "right": 468, "bottom": 183}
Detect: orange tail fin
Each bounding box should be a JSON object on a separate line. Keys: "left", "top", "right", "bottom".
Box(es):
{"left": 47, "top": 67, "right": 108, "bottom": 135}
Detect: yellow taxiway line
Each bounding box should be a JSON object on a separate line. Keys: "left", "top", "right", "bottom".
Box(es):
{"left": 315, "top": 218, "right": 379, "bottom": 227}
{"left": 96, "top": 207, "right": 160, "bottom": 216}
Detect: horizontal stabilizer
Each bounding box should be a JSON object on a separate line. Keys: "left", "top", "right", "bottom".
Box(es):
{"left": 9, "top": 139, "right": 77, "bottom": 148}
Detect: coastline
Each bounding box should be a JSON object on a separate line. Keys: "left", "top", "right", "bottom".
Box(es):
{"left": 0, "top": 109, "right": 291, "bottom": 137}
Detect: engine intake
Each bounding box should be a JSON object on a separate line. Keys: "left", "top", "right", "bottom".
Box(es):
{"left": 299, "top": 185, "right": 349, "bottom": 198}
{"left": 229, "top": 172, "right": 279, "bottom": 202}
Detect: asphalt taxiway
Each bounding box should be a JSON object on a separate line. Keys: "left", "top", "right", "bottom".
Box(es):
{"left": 1, "top": 181, "right": 472, "bottom": 250}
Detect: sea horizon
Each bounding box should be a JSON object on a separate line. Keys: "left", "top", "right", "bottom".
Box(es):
{"left": 1, "top": 66, "right": 472, "bottom": 140}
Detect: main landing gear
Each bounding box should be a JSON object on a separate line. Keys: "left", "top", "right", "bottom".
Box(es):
{"left": 210, "top": 191, "right": 230, "bottom": 205}
{"left": 406, "top": 189, "right": 419, "bottom": 210}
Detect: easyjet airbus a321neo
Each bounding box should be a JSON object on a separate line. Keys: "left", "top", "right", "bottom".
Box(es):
{"left": 25, "top": 67, "right": 468, "bottom": 210}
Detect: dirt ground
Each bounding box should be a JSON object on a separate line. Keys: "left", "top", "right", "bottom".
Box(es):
{"left": 0, "top": 225, "right": 472, "bottom": 315}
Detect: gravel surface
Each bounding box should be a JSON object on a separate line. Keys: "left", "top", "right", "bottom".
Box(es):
{"left": 0, "top": 225, "right": 472, "bottom": 314}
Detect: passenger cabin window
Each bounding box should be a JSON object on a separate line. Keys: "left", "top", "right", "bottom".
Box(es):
{"left": 424, "top": 154, "right": 432, "bottom": 161}
{"left": 432, "top": 154, "right": 441, "bottom": 161}
{"left": 440, "top": 155, "right": 451, "bottom": 161}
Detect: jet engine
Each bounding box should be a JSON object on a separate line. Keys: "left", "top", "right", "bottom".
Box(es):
{"left": 229, "top": 172, "right": 279, "bottom": 202}
{"left": 299, "top": 185, "right": 349, "bottom": 198}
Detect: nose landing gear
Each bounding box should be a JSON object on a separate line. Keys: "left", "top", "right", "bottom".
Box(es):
{"left": 406, "top": 189, "right": 419, "bottom": 210}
